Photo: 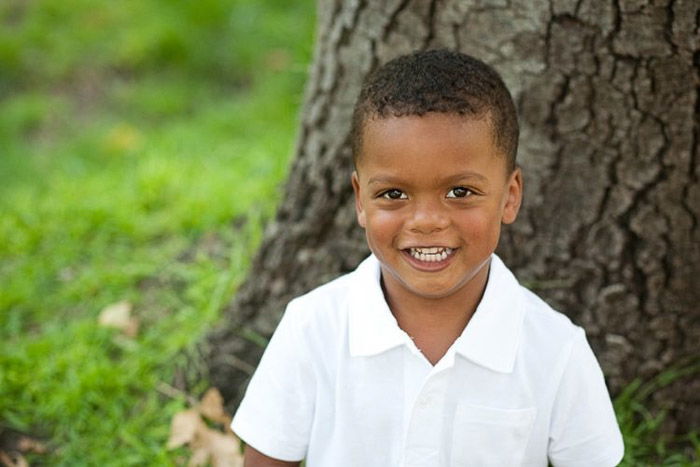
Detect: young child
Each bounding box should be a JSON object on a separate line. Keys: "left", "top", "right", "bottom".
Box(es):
{"left": 232, "top": 49, "right": 624, "bottom": 466}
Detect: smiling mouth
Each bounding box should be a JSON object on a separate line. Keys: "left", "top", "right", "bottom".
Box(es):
{"left": 406, "top": 246, "right": 455, "bottom": 262}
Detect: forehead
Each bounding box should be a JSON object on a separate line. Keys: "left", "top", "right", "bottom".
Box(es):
{"left": 356, "top": 113, "right": 505, "bottom": 174}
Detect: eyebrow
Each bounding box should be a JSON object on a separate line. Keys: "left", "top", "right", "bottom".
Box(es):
{"left": 367, "top": 172, "right": 489, "bottom": 185}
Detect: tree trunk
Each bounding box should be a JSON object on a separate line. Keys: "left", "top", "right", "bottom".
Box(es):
{"left": 205, "top": 0, "right": 700, "bottom": 434}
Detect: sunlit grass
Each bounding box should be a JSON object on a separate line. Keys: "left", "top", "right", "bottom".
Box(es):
{"left": 0, "top": 0, "right": 313, "bottom": 463}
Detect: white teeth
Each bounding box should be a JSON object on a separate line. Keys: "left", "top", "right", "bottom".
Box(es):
{"left": 408, "top": 247, "right": 454, "bottom": 262}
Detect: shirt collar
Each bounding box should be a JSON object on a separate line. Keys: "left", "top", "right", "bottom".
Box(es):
{"left": 347, "top": 255, "right": 410, "bottom": 357}
{"left": 452, "top": 254, "right": 525, "bottom": 373}
{"left": 347, "top": 254, "right": 525, "bottom": 374}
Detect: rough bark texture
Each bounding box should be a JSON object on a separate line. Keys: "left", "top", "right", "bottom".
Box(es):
{"left": 205, "top": 0, "right": 700, "bottom": 433}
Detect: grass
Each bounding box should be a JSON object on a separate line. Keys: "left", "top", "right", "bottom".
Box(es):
{"left": 0, "top": 0, "right": 313, "bottom": 464}
{"left": 0, "top": 0, "right": 698, "bottom": 465}
{"left": 615, "top": 362, "right": 700, "bottom": 466}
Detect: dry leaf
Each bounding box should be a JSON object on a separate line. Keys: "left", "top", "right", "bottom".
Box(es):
{"left": 187, "top": 444, "right": 210, "bottom": 467}
{"left": 167, "top": 409, "right": 203, "bottom": 449}
{"left": 17, "top": 436, "right": 47, "bottom": 454}
{"left": 190, "top": 426, "right": 243, "bottom": 467}
{"left": 198, "top": 388, "right": 230, "bottom": 425}
{"left": 98, "top": 301, "right": 139, "bottom": 337}
{"left": 165, "top": 387, "right": 242, "bottom": 466}
{"left": 0, "top": 451, "right": 28, "bottom": 467}
{"left": 205, "top": 430, "right": 242, "bottom": 467}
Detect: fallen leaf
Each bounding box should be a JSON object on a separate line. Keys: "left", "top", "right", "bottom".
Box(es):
{"left": 198, "top": 388, "right": 230, "bottom": 425}
{"left": 98, "top": 301, "right": 139, "bottom": 337}
{"left": 187, "top": 444, "right": 210, "bottom": 467}
{"left": 167, "top": 409, "right": 203, "bottom": 449}
{"left": 0, "top": 451, "right": 28, "bottom": 467}
{"left": 17, "top": 436, "right": 47, "bottom": 454}
{"left": 165, "top": 388, "right": 242, "bottom": 465}
{"left": 190, "top": 425, "right": 243, "bottom": 467}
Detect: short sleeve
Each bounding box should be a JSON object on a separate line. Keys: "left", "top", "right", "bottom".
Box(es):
{"left": 231, "top": 301, "right": 315, "bottom": 462}
{"left": 548, "top": 328, "right": 624, "bottom": 467}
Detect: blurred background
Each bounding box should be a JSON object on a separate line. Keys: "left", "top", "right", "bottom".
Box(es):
{"left": 0, "top": 0, "right": 314, "bottom": 463}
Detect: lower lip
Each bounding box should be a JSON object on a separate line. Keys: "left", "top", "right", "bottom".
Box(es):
{"left": 401, "top": 249, "right": 456, "bottom": 272}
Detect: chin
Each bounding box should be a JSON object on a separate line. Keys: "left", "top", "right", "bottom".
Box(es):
{"left": 405, "top": 280, "right": 463, "bottom": 300}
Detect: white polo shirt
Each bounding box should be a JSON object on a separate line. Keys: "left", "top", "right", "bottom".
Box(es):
{"left": 232, "top": 254, "right": 624, "bottom": 466}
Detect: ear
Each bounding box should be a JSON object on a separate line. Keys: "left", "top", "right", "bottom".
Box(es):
{"left": 501, "top": 167, "right": 523, "bottom": 225}
{"left": 351, "top": 171, "right": 367, "bottom": 228}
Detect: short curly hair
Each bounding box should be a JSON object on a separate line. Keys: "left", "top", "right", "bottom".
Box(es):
{"left": 350, "top": 49, "right": 518, "bottom": 172}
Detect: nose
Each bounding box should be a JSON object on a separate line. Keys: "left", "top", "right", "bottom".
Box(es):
{"left": 407, "top": 198, "right": 450, "bottom": 234}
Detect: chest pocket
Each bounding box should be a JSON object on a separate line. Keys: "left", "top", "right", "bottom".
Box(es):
{"left": 450, "top": 403, "right": 536, "bottom": 466}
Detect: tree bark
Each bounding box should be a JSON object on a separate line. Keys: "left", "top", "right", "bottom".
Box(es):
{"left": 205, "top": 0, "right": 700, "bottom": 434}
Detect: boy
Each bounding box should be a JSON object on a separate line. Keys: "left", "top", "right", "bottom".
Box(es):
{"left": 232, "top": 50, "right": 624, "bottom": 466}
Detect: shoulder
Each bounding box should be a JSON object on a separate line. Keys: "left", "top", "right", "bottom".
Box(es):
{"left": 286, "top": 269, "right": 354, "bottom": 327}
{"left": 514, "top": 280, "right": 601, "bottom": 401}
{"left": 290, "top": 270, "right": 354, "bottom": 311}
{"left": 281, "top": 257, "right": 374, "bottom": 346}
{"left": 495, "top": 260, "right": 585, "bottom": 380}
{"left": 285, "top": 255, "right": 376, "bottom": 320}
{"left": 519, "top": 286, "right": 581, "bottom": 346}
{"left": 491, "top": 256, "right": 581, "bottom": 351}
{"left": 518, "top": 284, "right": 586, "bottom": 374}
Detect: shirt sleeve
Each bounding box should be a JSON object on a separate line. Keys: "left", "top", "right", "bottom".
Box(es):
{"left": 548, "top": 327, "right": 624, "bottom": 467}
{"left": 231, "top": 300, "right": 315, "bottom": 462}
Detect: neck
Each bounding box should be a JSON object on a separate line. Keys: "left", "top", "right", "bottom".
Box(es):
{"left": 381, "top": 261, "right": 491, "bottom": 365}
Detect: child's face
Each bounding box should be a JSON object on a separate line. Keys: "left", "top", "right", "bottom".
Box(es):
{"left": 351, "top": 113, "right": 522, "bottom": 303}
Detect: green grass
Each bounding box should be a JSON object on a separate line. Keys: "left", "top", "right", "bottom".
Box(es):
{"left": 615, "top": 362, "right": 700, "bottom": 466}
{"left": 0, "top": 0, "right": 314, "bottom": 464}
{"left": 0, "top": 0, "right": 698, "bottom": 465}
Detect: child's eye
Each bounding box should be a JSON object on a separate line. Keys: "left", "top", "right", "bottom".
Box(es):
{"left": 446, "top": 187, "right": 472, "bottom": 198}
{"left": 381, "top": 189, "right": 407, "bottom": 200}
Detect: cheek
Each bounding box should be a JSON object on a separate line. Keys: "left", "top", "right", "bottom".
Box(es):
{"left": 367, "top": 208, "right": 399, "bottom": 224}
{"left": 365, "top": 210, "right": 403, "bottom": 239}
{"left": 457, "top": 209, "right": 502, "bottom": 239}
